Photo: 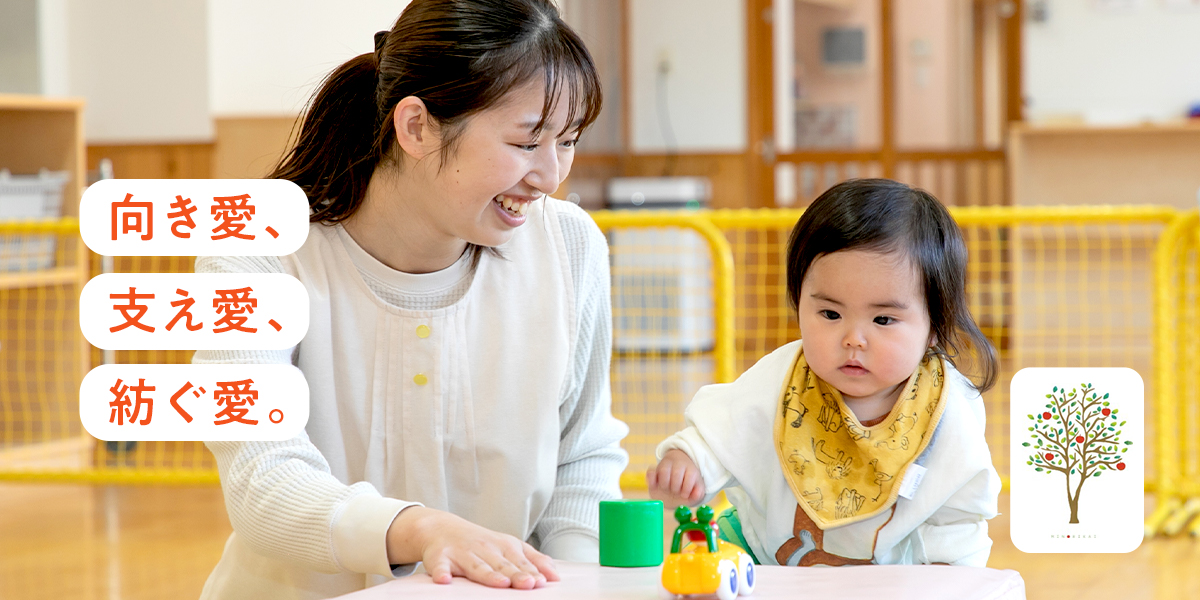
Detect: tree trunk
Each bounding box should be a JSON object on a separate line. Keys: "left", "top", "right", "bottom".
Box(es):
{"left": 1068, "top": 473, "right": 1087, "bottom": 524}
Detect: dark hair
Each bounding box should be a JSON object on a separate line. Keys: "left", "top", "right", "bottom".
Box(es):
{"left": 271, "top": 0, "right": 602, "bottom": 225}
{"left": 785, "top": 179, "right": 998, "bottom": 393}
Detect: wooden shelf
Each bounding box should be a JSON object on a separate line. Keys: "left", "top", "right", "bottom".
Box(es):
{"left": 0, "top": 94, "right": 86, "bottom": 218}
{"left": 1009, "top": 121, "right": 1200, "bottom": 210}
{"left": 0, "top": 266, "right": 81, "bottom": 290}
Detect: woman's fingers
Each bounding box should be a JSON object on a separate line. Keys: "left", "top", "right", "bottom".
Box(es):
{"left": 424, "top": 554, "right": 454, "bottom": 585}
{"left": 489, "top": 546, "right": 543, "bottom": 589}
{"left": 523, "top": 543, "right": 560, "bottom": 582}
{"left": 457, "top": 552, "right": 511, "bottom": 588}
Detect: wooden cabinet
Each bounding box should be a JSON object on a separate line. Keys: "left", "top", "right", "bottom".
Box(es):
{"left": 0, "top": 94, "right": 91, "bottom": 469}
{"left": 1009, "top": 122, "right": 1200, "bottom": 209}
{"left": 0, "top": 94, "right": 86, "bottom": 217}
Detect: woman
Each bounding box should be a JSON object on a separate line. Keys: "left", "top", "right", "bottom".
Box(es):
{"left": 196, "top": 1, "right": 628, "bottom": 598}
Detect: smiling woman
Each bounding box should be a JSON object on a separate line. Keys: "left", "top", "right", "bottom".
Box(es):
{"left": 192, "top": 2, "right": 628, "bottom": 599}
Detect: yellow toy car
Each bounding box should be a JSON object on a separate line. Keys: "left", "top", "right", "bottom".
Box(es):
{"left": 660, "top": 505, "right": 756, "bottom": 599}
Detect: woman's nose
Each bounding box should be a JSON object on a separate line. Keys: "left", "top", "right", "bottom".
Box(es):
{"left": 524, "top": 145, "right": 560, "bottom": 196}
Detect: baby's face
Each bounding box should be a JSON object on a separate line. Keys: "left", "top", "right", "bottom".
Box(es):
{"left": 796, "top": 249, "right": 935, "bottom": 406}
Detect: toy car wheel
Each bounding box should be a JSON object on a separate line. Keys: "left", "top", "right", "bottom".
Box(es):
{"left": 716, "top": 559, "right": 739, "bottom": 600}
{"left": 737, "top": 553, "right": 756, "bottom": 596}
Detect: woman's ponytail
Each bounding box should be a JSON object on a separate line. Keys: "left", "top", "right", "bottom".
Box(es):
{"left": 270, "top": 52, "right": 384, "bottom": 223}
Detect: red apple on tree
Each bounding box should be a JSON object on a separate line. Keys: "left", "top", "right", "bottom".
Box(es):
{"left": 1043, "top": 412, "right": 1052, "bottom": 419}
{"left": 1045, "top": 453, "right": 1054, "bottom": 461}
{"left": 1076, "top": 436, "right": 1085, "bottom": 443}
{"left": 1117, "top": 462, "right": 1126, "bottom": 471}
{"left": 1102, "top": 408, "right": 1111, "bottom": 416}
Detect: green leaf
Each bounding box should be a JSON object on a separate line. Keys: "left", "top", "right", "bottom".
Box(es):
{"left": 1036, "top": 468, "right": 1043, "bottom": 472}
{"left": 1027, "top": 461, "right": 1033, "bottom": 465}
{"left": 1028, "top": 427, "right": 1034, "bottom": 431}
{"left": 1103, "top": 401, "right": 1110, "bottom": 407}
{"left": 1022, "top": 442, "right": 1030, "bottom": 447}
{"left": 1094, "top": 472, "right": 1101, "bottom": 477}
{"left": 1098, "top": 465, "right": 1105, "bottom": 470}
{"left": 1103, "top": 393, "right": 1109, "bottom": 399}
{"left": 1125, "top": 441, "right": 1133, "bottom": 445}
{"left": 1053, "top": 386, "right": 1058, "bottom": 392}
{"left": 1071, "top": 469, "right": 1076, "bottom": 474}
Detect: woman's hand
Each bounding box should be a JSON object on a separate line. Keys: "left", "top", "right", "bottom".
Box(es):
{"left": 386, "top": 506, "right": 559, "bottom": 589}
{"left": 646, "top": 449, "right": 706, "bottom": 506}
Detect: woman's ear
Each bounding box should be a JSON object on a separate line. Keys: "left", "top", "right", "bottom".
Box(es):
{"left": 928, "top": 331, "right": 938, "bottom": 348}
{"left": 392, "top": 96, "right": 440, "bottom": 161}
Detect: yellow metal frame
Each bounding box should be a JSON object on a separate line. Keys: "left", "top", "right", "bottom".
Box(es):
{"left": 590, "top": 210, "right": 738, "bottom": 386}
{"left": 1146, "top": 209, "right": 1200, "bottom": 536}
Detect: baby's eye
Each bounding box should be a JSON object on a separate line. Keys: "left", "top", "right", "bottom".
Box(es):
{"left": 819, "top": 310, "right": 840, "bottom": 320}
{"left": 874, "top": 316, "right": 895, "bottom": 325}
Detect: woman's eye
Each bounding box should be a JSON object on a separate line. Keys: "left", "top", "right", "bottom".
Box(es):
{"left": 560, "top": 138, "right": 579, "bottom": 149}
{"left": 819, "top": 310, "right": 840, "bottom": 320}
{"left": 874, "top": 316, "right": 894, "bottom": 325}
{"left": 515, "top": 143, "right": 539, "bottom": 152}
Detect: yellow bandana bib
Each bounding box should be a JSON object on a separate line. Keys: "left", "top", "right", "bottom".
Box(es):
{"left": 773, "top": 348, "right": 948, "bottom": 529}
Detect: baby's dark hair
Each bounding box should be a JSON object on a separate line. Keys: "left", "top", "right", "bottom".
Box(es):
{"left": 785, "top": 178, "right": 998, "bottom": 393}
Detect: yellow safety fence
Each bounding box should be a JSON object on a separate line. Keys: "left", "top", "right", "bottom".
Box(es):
{"left": 1146, "top": 209, "right": 1200, "bottom": 536}
{"left": 0, "top": 207, "right": 1196, "bottom": 537}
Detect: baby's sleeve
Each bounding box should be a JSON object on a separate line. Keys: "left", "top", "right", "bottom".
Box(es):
{"left": 655, "top": 343, "right": 800, "bottom": 505}
{"left": 909, "top": 461, "right": 1001, "bottom": 566}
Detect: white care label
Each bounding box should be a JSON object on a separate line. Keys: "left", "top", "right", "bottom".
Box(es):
{"left": 898, "top": 463, "right": 927, "bottom": 499}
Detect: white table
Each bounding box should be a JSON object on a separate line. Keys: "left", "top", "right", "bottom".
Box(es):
{"left": 336, "top": 561, "right": 1026, "bottom": 599}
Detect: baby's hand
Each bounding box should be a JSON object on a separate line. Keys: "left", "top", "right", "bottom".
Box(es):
{"left": 646, "top": 449, "right": 706, "bottom": 506}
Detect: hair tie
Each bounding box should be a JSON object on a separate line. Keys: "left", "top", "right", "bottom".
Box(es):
{"left": 373, "top": 30, "right": 388, "bottom": 62}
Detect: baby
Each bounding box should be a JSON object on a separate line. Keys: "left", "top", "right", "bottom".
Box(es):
{"left": 648, "top": 179, "right": 1002, "bottom": 567}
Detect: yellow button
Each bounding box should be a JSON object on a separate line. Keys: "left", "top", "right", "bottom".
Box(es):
{"left": 413, "top": 373, "right": 428, "bottom": 386}
{"left": 416, "top": 324, "right": 431, "bottom": 338}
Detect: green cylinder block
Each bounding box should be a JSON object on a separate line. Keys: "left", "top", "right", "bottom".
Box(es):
{"left": 599, "top": 499, "right": 665, "bottom": 567}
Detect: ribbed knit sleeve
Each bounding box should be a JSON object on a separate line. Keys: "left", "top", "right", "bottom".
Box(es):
{"left": 533, "top": 203, "right": 631, "bottom": 561}
{"left": 194, "top": 255, "right": 416, "bottom": 578}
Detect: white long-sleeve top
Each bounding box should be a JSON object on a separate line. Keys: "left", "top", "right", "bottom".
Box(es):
{"left": 196, "top": 198, "right": 629, "bottom": 599}
{"left": 658, "top": 340, "right": 1001, "bottom": 567}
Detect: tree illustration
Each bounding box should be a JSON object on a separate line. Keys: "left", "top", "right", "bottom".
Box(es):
{"left": 1022, "top": 383, "right": 1133, "bottom": 524}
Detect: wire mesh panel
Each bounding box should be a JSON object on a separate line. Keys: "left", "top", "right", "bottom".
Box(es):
{"left": 86, "top": 253, "right": 217, "bottom": 483}
{"left": 0, "top": 219, "right": 89, "bottom": 480}
{"left": 710, "top": 206, "right": 1177, "bottom": 490}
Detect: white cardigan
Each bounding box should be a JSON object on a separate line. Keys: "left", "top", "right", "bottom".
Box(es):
{"left": 196, "top": 198, "right": 628, "bottom": 599}
{"left": 659, "top": 340, "right": 1001, "bottom": 567}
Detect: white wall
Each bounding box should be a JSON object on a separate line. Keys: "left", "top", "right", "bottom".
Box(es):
{"left": 207, "top": 0, "right": 411, "bottom": 116}
{"left": 62, "top": 0, "right": 212, "bottom": 142}
{"left": 1025, "top": 1, "right": 1200, "bottom": 123}
{"left": 630, "top": 0, "right": 746, "bottom": 152}
{"left": 0, "top": 0, "right": 40, "bottom": 94}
